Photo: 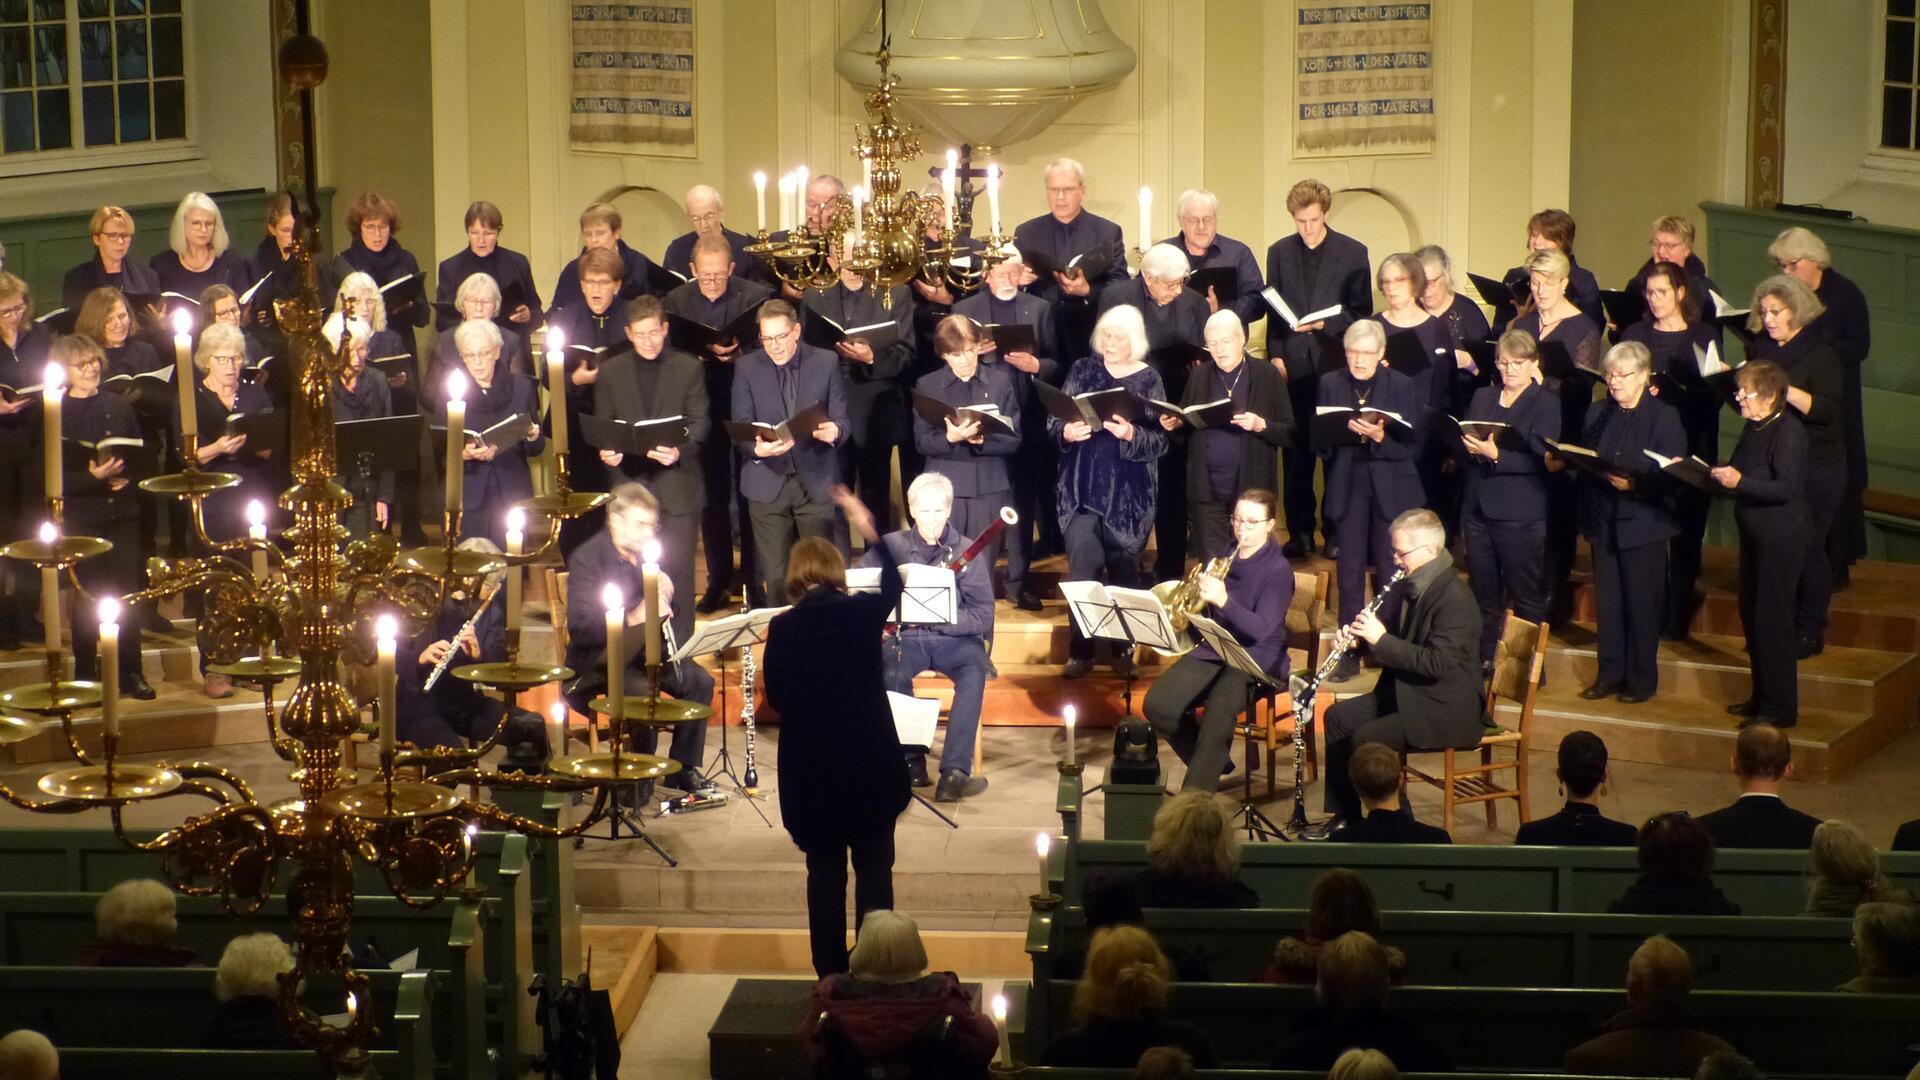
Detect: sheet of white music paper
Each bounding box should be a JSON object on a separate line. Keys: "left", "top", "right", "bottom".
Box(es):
{"left": 846, "top": 564, "right": 957, "bottom": 624}
{"left": 673, "top": 606, "right": 792, "bottom": 664}
{"left": 887, "top": 691, "right": 941, "bottom": 748}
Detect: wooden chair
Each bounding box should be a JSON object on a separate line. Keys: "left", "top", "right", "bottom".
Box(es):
{"left": 1402, "top": 609, "right": 1546, "bottom": 832}
{"left": 1236, "top": 569, "right": 1329, "bottom": 796}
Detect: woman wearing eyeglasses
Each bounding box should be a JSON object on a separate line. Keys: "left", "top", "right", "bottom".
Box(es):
{"left": 443, "top": 319, "right": 544, "bottom": 548}
{"left": 62, "top": 206, "right": 160, "bottom": 316}
{"left": 1567, "top": 342, "right": 1685, "bottom": 705}
{"left": 1159, "top": 310, "right": 1293, "bottom": 561}
{"left": 1710, "top": 362, "right": 1809, "bottom": 729}
{"left": 430, "top": 274, "right": 526, "bottom": 395}
{"left": 1457, "top": 329, "right": 1560, "bottom": 670}
{"left": 151, "top": 193, "right": 246, "bottom": 302}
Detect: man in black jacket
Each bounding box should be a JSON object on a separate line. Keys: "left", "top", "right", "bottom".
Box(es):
{"left": 1309, "top": 509, "right": 1482, "bottom": 836}
{"left": 1331, "top": 743, "right": 1452, "bottom": 843}
{"left": 1695, "top": 723, "right": 1822, "bottom": 849}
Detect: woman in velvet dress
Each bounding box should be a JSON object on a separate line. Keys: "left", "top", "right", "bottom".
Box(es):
{"left": 1620, "top": 261, "right": 1723, "bottom": 640}
{"left": 1054, "top": 305, "right": 1168, "bottom": 679}
{"left": 443, "top": 320, "right": 543, "bottom": 547}
{"left": 149, "top": 192, "right": 245, "bottom": 303}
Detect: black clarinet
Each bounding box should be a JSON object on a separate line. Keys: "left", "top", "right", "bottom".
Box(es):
{"left": 1287, "top": 567, "right": 1407, "bottom": 832}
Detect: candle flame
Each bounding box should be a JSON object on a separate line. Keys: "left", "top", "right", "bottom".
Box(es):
{"left": 947, "top": 148, "right": 959, "bottom": 169}
{"left": 1139, "top": 185, "right": 1153, "bottom": 204}
{"left": 465, "top": 820, "right": 479, "bottom": 837}
{"left": 601, "top": 583, "right": 624, "bottom": 612}
{"left": 38, "top": 521, "right": 56, "bottom": 543}
{"left": 1064, "top": 705, "right": 1077, "bottom": 728}
{"left": 546, "top": 328, "right": 565, "bottom": 355}
{"left": 447, "top": 370, "right": 467, "bottom": 403}
{"left": 171, "top": 307, "right": 194, "bottom": 337}
{"left": 641, "top": 538, "right": 663, "bottom": 566}
{"left": 346, "top": 991, "right": 358, "bottom": 1018}
{"left": 550, "top": 701, "right": 569, "bottom": 724}
{"left": 1036, "top": 832, "right": 1050, "bottom": 858}
{"left": 374, "top": 613, "right": 398, "bottom": 643}
{"left": 505, "top": 506, "right": 526, "bottom": 534}
{"left": 991, "top": 993, "right": 1007, "bottom": 1021}
{"left": 42, "top": 363, "right": 65, "bottom": 393}
{"left": 753, "top": 170, "right": 766, "bottom": 187}
{"left": 96, "top": 597, "right": 120, "bottom": 625}
{"left": 245, "top": 500, "right": 267, "bottom": 528}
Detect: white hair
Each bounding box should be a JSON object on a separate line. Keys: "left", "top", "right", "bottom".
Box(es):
{"left": 1604, "top": 340, "right": 1652, "bottom": 375}
{"left": 94, "top": 878, "right": 177, "bottom": 948}
{"left": 906, "top": 471, "right": 955, "bottom": 509}
{"left": 1768, "top": 226, "right": 1832, "bottom": 270}
{"left": 1044, "top": 157, "right": 1087, "bottom": 187}
{"left": 454, "top": 272, "right": 501, "bottom": 314}
{"left": 215, "top": 933, "right": 294, "bottom": 1002}
{"left": 1139, "top": 243, "right": 1190, "bottom": 283}
{"left": 1389, "top": 508, "right": 1446, "bottom": 551}
{"left": 686, "top": 184, "right": 725, "bottom": 212}
{"left": 169, "top": 191, "right": 231, "bottom": 258}
{"left": 1203, "top": 308, "right": 1245, "bottom": 346}
{"left": 453, "top": 318, "right": 503, "bottom": 356}
{"left": 1175, "top": 188, "right": 1219, "bottom": 221}
{"left": 0, "top": 1030, "right": 57, "bottom": 1080}
{"left": 1091, "top": 304, "right": 1149, "bottom": 364}
{"left": 322, "top": 313, "right": 372, "bottom": 352}
{"left": 334, "top": 270, "right": 389, "bottom": 331}
{"left": 1343, "top": 319, "right": 1386, "bottom": 353}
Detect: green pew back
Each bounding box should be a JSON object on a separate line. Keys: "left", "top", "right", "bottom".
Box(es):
{"left": 57, "top": 1048, "right": 416, "bottom": 1080}
{"left": 1021, "top": 981, "right": 1920, "bottom": 1077}
{"left": 0, "top": 967, "right": 433, "bottom": 1079}
{"left": 1024, "top": 1073, "right": 1647, "bottom": 1080}
{"left": 1039, "top": 907, "right": 1859, "bottom": 990}
{"left": 1068, "top": 840, "right": 1920, "bottom": 915}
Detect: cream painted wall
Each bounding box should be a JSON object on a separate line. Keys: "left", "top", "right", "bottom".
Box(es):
{"left": 1783, "top": 0, "right": 1874, "bottom": 208}
{"left": 315, "top": 0, "right": 437, "bottom": 260}
{"left": 1568, "top": 0, "right": 1737, "bottom": 286}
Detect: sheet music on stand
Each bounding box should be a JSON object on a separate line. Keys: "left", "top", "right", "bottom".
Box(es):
{"left": 1057, "top": 581, "right": 1182, "bottom": 654}
{"left": 670, "top": 605, "right": 793, "bottom": 664}
{"left": 1185, "top": 610, "right": 1278, "bottom": 688}
{"left": 845, "top": 564, "right": 957, "bottom": 624}
{"left": 886, "top": 691, "right": 940, "bottom": 749}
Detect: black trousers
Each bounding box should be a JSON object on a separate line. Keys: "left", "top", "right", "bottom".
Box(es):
{"left": 621, "top": 659, "right": 717, "bottom": 783}
{"left": 699, "top": 366, "right": 757, "bottom": 602}
{"left": 1144, "top": 655, "right": 1253, "bottom": 793}
{"left": 1005, "top": 415, "right": 1056, "bottom": 591}
{"left": 1544, "top": 474, "right": 1578, "bottom": 623}
{"left": 1322, "top": 694, "right": 1412, "bottom": 821}
{"left": 1281, "top": 375, "right": 1324, "bottom": 543}
{"left": 1331, "top": 485, "right": 1399, "bottom": 629}
{"left": 1665, "top": 485, "right": 1712, "bottom": 637}
{"left": 1190, "top": 498, "right": 1234, "bottom": 561}
{"left": 1462, "top": 513, "right": 1547, "bottom": 664}
{"left": 1152, "top": 448, "right": 1189, "bottom": 581}
{"left": 747, "top": 475, "right": 836, "bottom": 601}
{"left": 803, "top": 824, "right": 896, "bottom": 977}
{"left": 71, "top": 515, "right": 144, "bottom": 682}
{"left": 1796, "top": 456, "right": 1847, "bottom": 642}
{"left": 1740, "top": 519, "right": 1804, "bottom": 720}
{"left": 1591, "top": 538, "right": 1667, "bottom": 696}
{"left": 1063, "top": 511, "right": 1144, "bottom": 661}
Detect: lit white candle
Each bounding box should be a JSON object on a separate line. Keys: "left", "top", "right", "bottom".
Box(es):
{"left": 1063, "top": 704, "right": 1077, "bottom": 767}
{"left": 778, "top": 175, "right": 794, "bottom": 233}
{"left": 548, "top": 701, "right": 568, "bottom": 766}
{"left": 444, "top": 372, "right": 466, "bottom": 516}
{"left": 1138, "top": 186, "right": 1153, "bottom": 250}
{"left": 39, "top": 522, "right": 58, "bottom": 662}
{"left": 752, "top": 171, "right": 767, "bottom": 233}
{"left": 345, "top": 991, "right": 358, "bottom": 1028}
{"left": 642, "top": 539, "right": 662, "bottom": 669}
{"left": 991, "top": 994, "right": 1011, "bottom": 1067}
{"left": 545, "top": 328, "right": 568, "bottom": 457}
{"left": 603, "top": 584, "right": 625, "bottom": 728}
{"left": 505, "top": 507, "right": 525, "bottom": 634}
{"left": 246, "top": 500, "right": 268, "bottom": 582}
{"left": 375, "top": 614, "right": 398, "bottom": 757}
{"left": 986, "top": 165, "right": 1001, "bottom": 235}
{"left": 1036, "top": 831, "right": 1051, "bottom": 895}
{"left": 171, "top": 308, "right": 197, "bottom": 443}
{"left": 42, "top": 363, "right": 63, "bottom": 503}
{"left": 852, "top": 186, "right": 865, "bottom": 236}
{"left": 97, "top": 597, "right": 120, "bottom": 738}
{"left": 861, "top": 155, "right": 872, "bottom": 199}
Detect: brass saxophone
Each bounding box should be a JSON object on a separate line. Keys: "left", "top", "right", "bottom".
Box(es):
{"left": 1149, "top": 556, "right": 1233, "bottom": 657}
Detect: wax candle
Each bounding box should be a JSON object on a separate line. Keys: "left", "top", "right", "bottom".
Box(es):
{"left": 39, "top": 522, "right": 58, "bottom": 662}
{"left": 505, "top": 507, "right": 525, "bottom": 633}
{"left": 941, "top": 166, "right": 955, "bottom": 234}
{"left": 98, "top": 598, "right": 119, "bottom": 738}
{"left": 778, "top": 175, "right": 794, "bottom": 233}
{"left": 42, "top": 364, "right": 62, "bottom": 503}
{"left": 549, "top": 701, "right": 568, "bottom": 766}
{"left": 861, "top": 155, "right": 872, "bottom": 199}
{"left": 991, "top": 994, "right": 1011, "bottom": 1067}
{"left": 603, "top": 584, "right": 625, "bottom": 728}
{"left": 852, "top": 186, "right": 865, "bottom": 236}
{"left": 1063, "top": 704, "right": 1077, "bottom": 767}
{"left": 642, "top": 539, "right": 662, "bottom": 669}
{"left": 986, "top": 166, "right": 1001, "bottom": 235}
{"left": 1036, "top": 832, "right": 1051, "bottom": 894}
{"left": 375, "top": 614, "right": 398, "bottom": 757}
{"left": 544, "top": 328, "right": 568, "bottom": 457}
{"left": 752, "top": 171, "right": 767, "bottom": 233}
{"left": 246, "top": 500, "right": 268, "bottom": 582}
{"left": 444, "top": 372, "right": 466, "bottom": 516}
{"left": 1138, "top": 186, "right": 1153, "bottom": 250}
{"left": 171, "top": 309, "right": 197, "bottom": 443}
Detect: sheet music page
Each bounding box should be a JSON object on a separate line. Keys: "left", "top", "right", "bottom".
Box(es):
{"left": 1106, "top": 585, "right": 1179, "bottom": 652}
{"left": 887, "top": 691, "right": 940, "bottom": 748}
{"left": 1057, "top": 579, "right": 1120, "bottom": 638}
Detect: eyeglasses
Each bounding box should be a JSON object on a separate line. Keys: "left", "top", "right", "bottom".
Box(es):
{"left": 97, "top": 231, "right": 133, "bottom": 242}
{"left": 693, "top": 271, "right": 730, "bottom": 283}
{"left": 1494, "top": 358, "right": 1533, "bottom": 369}
{"left": 688, "top": 212, "right": 721, "bottom": 227}
{"left": 1603, "top": 370, "right": 1639, "bottom": 383}
{"left": 208, "top": 354, "right": 245, "bottom": 367}
{"left": 1776, "top": 258, "right": 1802, "bottom": 272}
{"left": 0, "top": 304, "right": 26, "bottom": 319}
{"left": 1392, "top": 543, "right": 1430, "bottom": 560}
{"left": 758, "top": 326, "right": 797, "bottom": 344}
{"left": 1229, "top": 515, "right": 1271, "bottom": 527}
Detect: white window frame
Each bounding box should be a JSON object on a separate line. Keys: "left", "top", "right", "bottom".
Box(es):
{"left": 0, "top": 0, "right": 198, "bottom": 179}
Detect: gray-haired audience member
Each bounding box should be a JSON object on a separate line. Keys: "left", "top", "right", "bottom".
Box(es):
{"left": 75, "top": 878, "right": 194, "bottom": 967}
{"left": 202, "top": 933, "right": 300, "bottom": 1050}
{"left": 1841, "top": 901, "right": 1920, "bottom": 993}
{"left": 0, "top": 1029, "right": 57, "bottom": 1080}
{"left": 1563, "top": 934, "right": 1736, "bottom": 1076}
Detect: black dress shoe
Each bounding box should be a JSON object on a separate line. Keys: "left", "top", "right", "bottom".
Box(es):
{"left": 1726, "top": 699, "right": 1762, "bottom": 717}
{"left": 1616, "top": 689, "right": 1654, "bottom": 705}
{"left": 906, "top": 756, "right": 931, "bottom": 788}
{"left": 1063, "top": 658, "right": 1092, "bottom": 679}
{"left": 1741, "top": 713, "right": 1797, "bottom": 730}
{"left": 934, "top": 769, "right": 987, "bottom": 802}
{"left": 1796, "top": 635, "right": 1824, "bottom": 659}
{"left": 747, "top": 589, "right": 770, "bottom": 609}
{"left": 1282, "top": 538, "right": 1308, "bottom": 559}
{"left": 1579, "top": 681, "right": 1620, "bottom": 701}
{"left": 1014, "top": 591, "right": 1044, "bottom": 613}
{"left": 1328, "top": 655, "right": 1361, "bottom": 684}
{"left": 123, "top": 673, "right": 158, "bottom": 701}
{"left": 1301, "top": 818, "right": 1344, "bottom": 841}
{"left": 985, "top": 660, "right": 999, "bottom": 681}
{"left": 695, "top": 591, "right": 730, "bottom": 614}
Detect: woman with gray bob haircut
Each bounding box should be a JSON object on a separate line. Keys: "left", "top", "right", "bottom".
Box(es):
{"left": 804, "top": 909, "right": 1000, "bottom": 1072}
{"left": 76, "top": 878, "right": 194, "bottom": 967}
{"left": 201, "top": 933, "right": 300, "bottom": 1050}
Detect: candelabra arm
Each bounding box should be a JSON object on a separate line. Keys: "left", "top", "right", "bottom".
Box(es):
{"left": 0, "top": 776, "right": 92, "bottom": 814}
{"left": 54, "top": 709, "right": 96, "bottom": 767}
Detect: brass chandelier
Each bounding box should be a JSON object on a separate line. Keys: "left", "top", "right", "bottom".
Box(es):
{"left": 0, "top": 32, "right": 693, "bottom": 1077}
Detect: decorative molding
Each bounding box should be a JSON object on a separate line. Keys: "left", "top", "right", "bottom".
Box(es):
{"left": 270, "top": 0, "right": 302, "bottom": 192}
{"left": 1746, "top": 0, "right": 1786, "bottom": 209}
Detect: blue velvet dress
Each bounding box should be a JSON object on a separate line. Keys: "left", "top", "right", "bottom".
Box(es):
{"left": 1051, "top": 356, "right": 1168, "bottom": 551}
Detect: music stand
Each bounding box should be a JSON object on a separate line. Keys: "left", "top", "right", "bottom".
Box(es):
{"left": 847, "top": 564, "right": 957, "bottom": 625}
{"left": 1186, "top": 611, "right": 1289, "bottom": 841}
{"left": 1059, "top": 581, "right": 1180, "bottom": 717}
{"left": 669, "top": 605, "right": 788, "bottom": 827}
{"left": 336, "top": 414, "right": 423, "bottom": 483}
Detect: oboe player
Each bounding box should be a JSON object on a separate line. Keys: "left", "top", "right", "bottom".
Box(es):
{"left": 856, "top": 473, "right": 994, "bottom": 803}
{"left": 1142, "top": 489, "right": 1293, "bottom": 793}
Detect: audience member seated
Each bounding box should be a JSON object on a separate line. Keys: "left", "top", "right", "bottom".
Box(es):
{"left": 0, "top": 1030, "right": 58, "bottom": 1080}
{"left": 1330, "top": 1048, "right": 1404, "bottom": 1080}
{"left": 1805, "top": 819, "right": 1911, "bottom": 916}
{"left": 74, "top": 878, "right": 195, "bottom": 967}
{"left": 1562, "top": 935, "right": 1736, "bottom": 1077}
{"left": 1693, "top": 1051, "right": 1764, "bottom": 1080}
{"left": 1330, "top": 743, "right": 1451, "bottom": 844}
{"left": 1135, "top": 791, "right": 1260, "bottom": 908}
{"left": 1040, "top": 926, "right": 1220, "bottom": 1068}
{"left": 1608, "top": 812, "right": 1741, "bottom": 915}
{"left": 1269, "top": 931, "right": 1450, "bottom": 1072}
{"left": 1696, "top": 723, "right": 1821, "bottom": 850}
{"left": 1892, "top": 817, "right": 1920, "bottom": 852}
{"left": 201, "top": 933, "right": 300, "bottom": 1050}
{"left": 1132, "top": 1046, "right": 1197, "bottom": 1080}
{"left": 805, "top": 909, "right": 997, "bottom": 1076}
{"left": 1515, "top": 730, "right": 1638, "bottom": 846}
{"left": 1839, "top": 902, "right": 1920, "bottom": 994}
{"left": 1065, "top": 871, "right": 1210, "bottom": 981}
{"left": 1263, "top": 868, "right": 1408, "bottom": 985}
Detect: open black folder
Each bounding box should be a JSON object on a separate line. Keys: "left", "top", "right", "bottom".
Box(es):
{"left": 1544, "top": 438, "right": 1631, "bottom": 480}
{"left": 335, "top": 414, "right": 423, "bottom": 476}
{"left": 722, "top": 401, "right": 832, "bottom": 445}
{"left": 1032, "top": 381, "right": 1143, "bottom": 427}
{"left": 668, "top": 304, "right": 762, "bottom": 356}
{"left": 64, "top": 435, "right": 159, "bottom": 482}
{"left": 580, "top": 413, "right": 692, "bottom": 455}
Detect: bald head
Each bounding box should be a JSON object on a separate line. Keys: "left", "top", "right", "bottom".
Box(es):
{"left": 1733, "top": 722, "right": 1793, "bottom": 787}
{"left": 805, "top": 175, "right": 845, "bottom": 231}
{"left": 686, "top": 185, "right": 725, "bottom": 237}
{"left": 1626, "top": 935, "right": 1693, "bottom": 1008}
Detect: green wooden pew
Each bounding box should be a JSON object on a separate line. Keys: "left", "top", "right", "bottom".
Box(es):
{"left": 0, "top": 967, "right": 433, "bottom": 1080}
{"left": 1012, "top": 981, "right": 1920, "bottom": 1078}
{"left": 1022, "top": 1073, "right": 1647, "bottom": 1080}
{"left": 1034, "top": 906, "right": 1860, "bottom": 991}
{"left": 1067, "top": 839, "right": 1920, "bottom": 915}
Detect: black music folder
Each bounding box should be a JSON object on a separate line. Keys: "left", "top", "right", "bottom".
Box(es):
{"left": 579, "top": 413, "right": 692, "bottom": 455}
{"left": 801, "top": 307, "right": 901, "bottom": 353}
{"left": 722, "top": 401, "right": 832, "bottom": 445}
{"left": 64, "top": 435, "right": 159, "bottom": 482}
{"left": 1186, "top": 265, "right": 1238, "bottom": 302}
{"left": 335, "top": 414, "right": 423, "bottom": 475}
{"left": 667, "top": 304, "right": 762, "bottom": 356}
{"left": 1032, "top": 381, "right": 1143, "bottom": 427}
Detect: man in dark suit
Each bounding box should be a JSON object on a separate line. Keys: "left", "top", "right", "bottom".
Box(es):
{"left": 733, "top": 299, "right": 848, "bottom": 600}
{"left": 802, "top": 262, "right": 913, "bottom": 533}
{"left": 660, "top": 184, "right": 770, "bottom": 288}
{"left": 1266, "top": 179, "right": 1373, "bottom": 559}
{"left": 953, "top": 256, "right": 1060, "bottom": 609}
{"left": 593, "top": 296, "right": 710, "bottom": 647}
{"left": 1695, "top": 723, "right": 1822, "bottom": 849}
{"left": 663, "top": 236, "right": 775, "bottom": 610}
{"left": 1165, "top": 188, "right": 1266, "bottom": 327}
{"left": 1309, "top": 509, "right": 1482, "bottom": 837}
{"left": 1331, "top": 743, "right": 1452, "bottom": 843}
{"left": 1013, "top": 157, "right": 1129, "bottom": 363}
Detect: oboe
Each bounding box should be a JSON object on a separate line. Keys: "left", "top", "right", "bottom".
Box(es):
{"left": 740, "top": 635, "right": 760, "bottom": 794}
{"left": 421, "top": 578, "right": 502, "bottom": 692}
{"left": 1287, "top": 566, "right": 1406, "bottom": 832}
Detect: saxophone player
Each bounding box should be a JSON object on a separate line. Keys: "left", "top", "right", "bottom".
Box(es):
{"left": 1143, "top": 489, "right": 1294, "bottom": 793}
{"left": 855, "top": 473, "right": 994, "bottom": 802}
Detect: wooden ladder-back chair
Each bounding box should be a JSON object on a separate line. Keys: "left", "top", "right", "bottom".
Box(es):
{"left": 1237, "top": 569, "right": 1330, "bottom": 796}
{"left": 1403, "top": 609, "right": 1545, "bottom": 832}
{"left": 544, "top": 568, "right": 606, "bottom": 752}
